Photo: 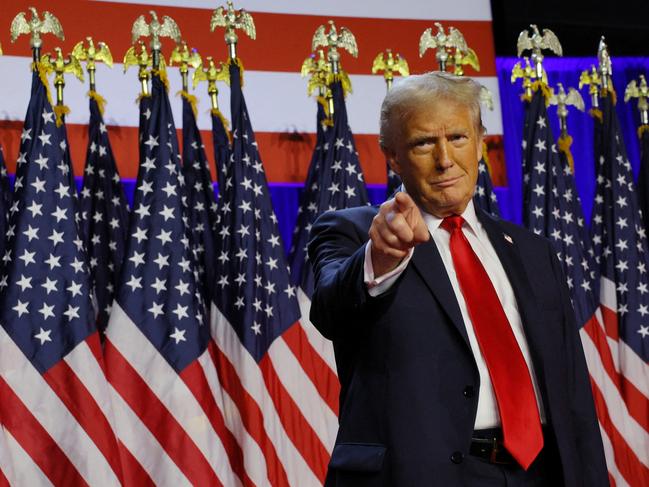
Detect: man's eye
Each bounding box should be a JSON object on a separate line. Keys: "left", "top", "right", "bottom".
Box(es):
{"left": 412, "top": 141, "right": 432, "bottom": 152}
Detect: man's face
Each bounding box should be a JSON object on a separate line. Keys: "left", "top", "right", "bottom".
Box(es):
{"left": 384, "top": 98, "right": 483, "bottom": 218}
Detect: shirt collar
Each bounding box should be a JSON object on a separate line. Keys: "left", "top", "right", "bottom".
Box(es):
{"left": 421, "top": 199, "right": 479, "bottom": 236}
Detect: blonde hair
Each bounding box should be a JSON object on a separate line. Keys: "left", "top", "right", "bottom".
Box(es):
{"left": 379, "top": 71, "right": 485, "bottom": 150}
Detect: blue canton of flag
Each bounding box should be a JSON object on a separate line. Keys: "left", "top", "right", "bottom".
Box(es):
{"left": 315, "top": 81, "right": 368, "bottom": 214}
{"left": 0, "top": 71, "right": 95, "bottom": 372}
{"left": 523, "top": 88, "right": 598, "bottom": 325}
{"left": 590, "top": 92, "right": 649, "bottom": 361}
{"left": 474, "top": 156, "right": 501, "bottom": 217}
{"left": 211, "top": 107, "right": 231, "bottom": 205}
{"left": 180, "top": 93, "right": 219, "bottom": 307}
{"left": 0, "top": 69, "right": 122, "bottom": 485}
{"left": 521, "top": 95, "right": 537, "bottom": 219}
{"left": 212, "top": 62, "right": 299, "bottom": 359}
{"left": 636, "top": 126, "right": 649, "bottom": 232}
{"left": 386, "top": 160, "right": 401, "bottom": 198}
{"left": 288, "top": 101, "right": 328, "bottom": 295}
{"left": 109, "top": 75, "right": 208, "bottom": 371}
{"left": 289, "top": 81, "right": 368, "bottom": 301}
{"left": 0, "top": 144, "right": 10, "bottom": 257}
{"left": 79, "top": 94, "right": 129, "bottom": 334}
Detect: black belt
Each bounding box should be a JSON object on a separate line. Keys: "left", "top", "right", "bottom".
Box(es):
{"left": 469, "top": 428, "right": 517, "bottom": 466}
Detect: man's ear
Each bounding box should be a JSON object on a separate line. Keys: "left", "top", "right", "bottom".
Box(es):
{"left": 382, "top": 146, "right": 401, "bottom": 176}
{"left": 476, "top": 130, "right": 485, "bottom": 162}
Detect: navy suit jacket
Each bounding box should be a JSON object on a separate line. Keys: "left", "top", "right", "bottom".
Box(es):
{"left": 308, "top": 205, "right": 608, "bottom": 487}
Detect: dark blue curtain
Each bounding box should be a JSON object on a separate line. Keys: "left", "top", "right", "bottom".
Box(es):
{"left": 496, "top": 56, "right": 649, "bottom": 225}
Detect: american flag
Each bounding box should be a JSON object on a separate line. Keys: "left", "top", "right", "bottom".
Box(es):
{"left": 104, "top": 74, "right": 244, "bottom": 486}
{"left": 474, "top": 156, "right": 501, "bottom": 217}
{"left": 313, "top": 82, "right": 369, "bottom": 213}
{"left": 636, "top": 126, "right": 649, "bottom": 232}
{"left": 209, "top": 61, "right": 337, "bottom": 486}
{"left": 588, "top": 91, "right": 649, "bottom": 485}
{"left": 79, "top": 93, "right": 129, "bottom": 334}
{"left": 180, "top": 93, "right": 218, "bottom": 306}
{"left": 211, "top": 107, "right": 231, "bottom": 204}
{"left": 288, "top": 81, "right": 369, "bottom": 433}
{"left": 387, "top": 160, "right": 402, "bottom": 197}
{"left": 0, "top": 144, "right": 10, "bottom": 256}
{"left": 522, "top": 87, "right": 599, "bottom": 330}
{"left": 0, "top": 69, "right": 122, "bottom": 485}
{"left": 289, "top": 101, "right": 328, "bottom": 296}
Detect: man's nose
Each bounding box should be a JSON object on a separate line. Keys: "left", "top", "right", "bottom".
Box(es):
{"left": 434, "top": 140, "right": 453, "bottom": 169}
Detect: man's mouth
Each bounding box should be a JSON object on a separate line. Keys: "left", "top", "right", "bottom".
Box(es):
{"left": 431, "top": 175, "right": 462, "bottom": 188}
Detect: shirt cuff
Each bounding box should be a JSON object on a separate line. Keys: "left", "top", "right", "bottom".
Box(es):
{"left": 364, "top": 241, "right": 414, "bottom": 297}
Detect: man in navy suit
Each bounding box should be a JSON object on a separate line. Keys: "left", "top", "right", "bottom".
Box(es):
{"left": 308, "top": 71, "right": 608, "bottom": 486}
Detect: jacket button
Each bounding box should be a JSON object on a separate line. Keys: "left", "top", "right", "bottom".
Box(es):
{"left": 463, "top": 386, "right": 475, "bottom": 398}
{"left": 450, "top": 451, "right": 464, "bottom": 464}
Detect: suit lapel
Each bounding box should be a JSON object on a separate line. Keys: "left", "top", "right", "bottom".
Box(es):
{"left": 411, "top": 239, "right": 472, "bottom": 349}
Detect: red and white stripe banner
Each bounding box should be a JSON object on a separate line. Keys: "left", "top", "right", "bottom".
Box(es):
{"left": 0, "top": 0, "right": 502, "bottom": 185}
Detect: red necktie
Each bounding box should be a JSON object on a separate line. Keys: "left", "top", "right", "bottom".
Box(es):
{"left": 441, "top": 215, "right": 543, "bottom": 470}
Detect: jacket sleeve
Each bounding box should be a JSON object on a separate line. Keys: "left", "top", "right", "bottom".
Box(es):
{"left": 548, "top": 242, "right": 610, "bottom": 485}
{"left": 307, "top": 208, "right": 397, "bottom": 341}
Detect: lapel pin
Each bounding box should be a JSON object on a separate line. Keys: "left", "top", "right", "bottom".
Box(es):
{"left": 504, "top": 233, "right": 513, "bottom": 244}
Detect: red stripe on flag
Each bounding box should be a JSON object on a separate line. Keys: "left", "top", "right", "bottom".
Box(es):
{"left": 43, "top": 352, "right": 123, "bottom": 483}
{"left": 104, "top": 340, "right": 224, "bottom": 487}
{"left": 86, "top": 332, "right": 108, "bottom": 375}
{"left": 281, "top": 322, "right": 340, "bottom": 415}
{"left": 207, "top": 342, "right": 290, "bottom": 487}
{"left": 583, "top": 314, "right": 649, "bottom": 432}
{"left": 117, "top": 441, "right": 156, "bottom": 487}
{"left": 599, "top": 304, "right": 620, "bottom": 341}
{"left": 0, "top": 120, "right": 504, "bottom": 186}
{"left": 0, "top": 376, "right": 88, "bottom": 487}
{"left": 589, "top": 378, "right": 649, "bottom": 485}
{"left": 260, "top": 354, "right": 330, "bottom": 483}
{"left": 0, "top": 0, "right": 496, "bottom": 76}
{"left": 179, "top": 354, "right": 254, "bottom": 487}
{"left": 0, "top": 468, "right": 8, "bottom": 487}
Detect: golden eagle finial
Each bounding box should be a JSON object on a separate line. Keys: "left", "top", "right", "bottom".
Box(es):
{"left": 419, "top": 22, "right": 467, "bottom": 71}
{"left": 312, "top": 20, "right": 358, "bottom": 77}
{"left": 597, "top": 36, "right": 613, "bottom": 93}
{"left": 40, "top": 46, "right": 83, "bottom": 123}
{"left": 579, "top": 65, "right": 602, "bottom": 110}
{"left": 625, "top": 75, "right": 649, "bottom": 127}
{"left": 11, "top": 7, "right": 64, "bottom": 58}
{"left": 131, "top": 10, "right": 181, "bottom": 69}
{"left": 511, "top": 57, "right": 541, "bottom": 101}
{"left": 449, "top": 45, "right": 480, "bottom": 76}
{"left": 169, "top": 41, "right": 202, "bottom": 92}
{"left": 371, "top": 49, "right": 409, "bottom": 91}
{"left": 301, "top": 49, "right": 332, "bottom": 97}
{"left": 193, "top": 56, "right": 230, "bottom": 110}
{"left": 516, "top": 24, "right": 562, "bottom": 81}
{"left": 72, "top": 37, "right": 113, "bottom": 91}
{"left": 124, "top": 40, "right": 153, "bottom": 96}
{"left": 549, "top": 82, "right": 585, "bottom": 136}
{"left": 210, "top": 1, "right": 256, "bottom": 61}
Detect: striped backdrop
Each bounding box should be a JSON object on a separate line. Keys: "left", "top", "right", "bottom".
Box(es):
{"left": 0, "top": 0, "right": 503, "bottom": 187}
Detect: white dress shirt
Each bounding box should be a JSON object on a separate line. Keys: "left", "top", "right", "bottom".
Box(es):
{"left": 364, "top": 200, "right": 546, "bottom": 429}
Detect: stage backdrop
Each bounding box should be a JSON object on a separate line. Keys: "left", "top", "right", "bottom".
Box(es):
{"left": 0, "top": 0, "right": 503, "bottom": 187}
